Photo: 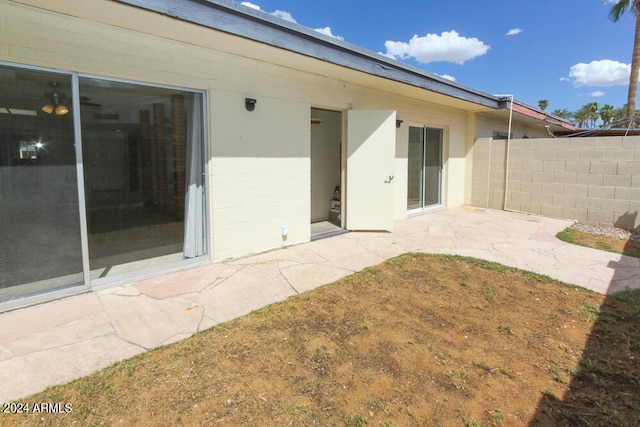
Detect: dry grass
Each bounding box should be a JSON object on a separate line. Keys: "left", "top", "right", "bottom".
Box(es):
{"left": 2, "top": 254, "right": 639, "bottom": 426}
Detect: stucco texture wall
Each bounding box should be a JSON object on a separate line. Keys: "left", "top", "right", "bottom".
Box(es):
{"left": 471, "top": 136, "right": 640, "bottom": 230}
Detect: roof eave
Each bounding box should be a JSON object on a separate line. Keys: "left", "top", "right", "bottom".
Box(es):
{"left": 113, "top": 0, "right": 501, "bottom": 109}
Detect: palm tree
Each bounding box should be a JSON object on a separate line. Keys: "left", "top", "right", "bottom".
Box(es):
{"left": 600, "top": 104, "right": 615, "bottom": 127}
{"left": 551, "top": 108, "right": 571, "bottom": 119}
{"left": 609, "top": 0, "right": 640, "bottom": 127}
{"left": 588, "top": 102, "right": 600, "bottom": 127}
{"left": 538, "top": 99, "right": 549, "bottom": 111}
{"left": 573, "top": 105, "right": 591, "bottom": 128}
{"left": 613, "top": 104, "right": 629, "bottom": 125}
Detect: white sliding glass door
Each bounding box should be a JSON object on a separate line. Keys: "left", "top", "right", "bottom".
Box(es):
{"left": 407, "top": 126, "right": 443, "bottom": 210}
{"left": 79, "top": 78, "right": 207, "bottom": 280}
{"left": 0, "top": 63, "right": 208, "bottom": 306}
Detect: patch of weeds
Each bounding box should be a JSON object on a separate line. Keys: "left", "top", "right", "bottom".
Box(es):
{"left": 581, "top": 303, "right": 601, "bottom": 321}
{"left": 363, "top": 266, "right": 381, "bottom": 276}
{"left": 252, "top": 302, "right": 281, "bottom": 316}
{"left": 464, "top": 417, "right": 480, "bottom": 427}
{"left": 77, "top": 377, "right": 112, "bottom": 396}
{"left": 596, "top": 241, "right": 614, "bottom": 251}
{"left": 288, "top": 403, "right": 314, "bottom": 416}
{"left": 567, "top": 364, "right": 580, "bottom": 377}
{"left": 313, "top": 345, "right": 331, "bottom": 362}
{"left": 491, "top": 408, "right": 504, "bottom": 423}
{"left": 458, "top": 274, "right": 469, "bottom": 286}
{"left": 457, "top": 407, "right": 480, "bottom": 427}
{"left": 473, "top": 361, "right": 491, "bottom": 373}
{"left": 498, "top": 324, "right": 514, "bottom": 336}
{"left": 385, "top": 256, "right": 407, "bottom": 269}
{"left": 116, "top": 360, "right": 137, "bottom": 376}
{"left": 550, "top": 360, "right": 567, "bottom": 383}
{"left": 346, "top": 414, "right": 369, "bottom": 426}
{"left": 580, "top": 355, "right": 612, "bottom": 376}
{"left": 463, "top": 256, "right": 510, "bottom": 273}
{"left": 524, "top": 270, "right": 560, "bottom": 284}
{"left": 481, "top": 285, "right": 494, "bottom": 302}
{"left": 42, "top": 386, "right": 66, "bottom": 403}
{"left": 499, "top": 366, "right": 517, "bottom": 379}
{"left": 78, "top": 406, "right": 91, "bottom": 420}
{"left": 448, "top": 367, "right": 468, "bottom": 389}
{"left": 556, "top": 228, "right": 579, "bottom": 245}
{"left": 77, "top": 379, "right": 98, "bottom": 396}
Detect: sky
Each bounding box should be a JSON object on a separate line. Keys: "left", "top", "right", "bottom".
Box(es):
{"left": 235, "top": 0, "right": 636, "bottom": 115}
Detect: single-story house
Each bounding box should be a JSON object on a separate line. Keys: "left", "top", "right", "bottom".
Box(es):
{"left": 0, "top": 0, "right": 574, "bottom": 310}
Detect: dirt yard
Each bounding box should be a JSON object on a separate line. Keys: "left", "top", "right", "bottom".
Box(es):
{"left": 2, "top": 253, "right": 639, "bottom": 426}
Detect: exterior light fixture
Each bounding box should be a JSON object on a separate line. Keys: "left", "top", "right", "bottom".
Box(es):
{"left": 245, "top": 98, "right": 257, "bottom": 111}
{"left": 396, "top": 119, "right": 403, "bottom": 128}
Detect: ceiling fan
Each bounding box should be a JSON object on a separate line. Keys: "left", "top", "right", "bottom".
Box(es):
{"left": 41, "top": 82, "right": 102, "bottom": 115}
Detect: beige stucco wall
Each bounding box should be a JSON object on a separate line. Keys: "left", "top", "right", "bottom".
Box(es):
{"left": 471, "top": 136, "right": 640, "bottom": 230}
{"left": 2, "top": 0, "right": 476, "bottom": 261}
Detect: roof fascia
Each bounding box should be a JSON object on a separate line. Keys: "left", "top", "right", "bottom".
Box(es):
{"left": 113, "top": 0, "right": 501, "bottom": 109}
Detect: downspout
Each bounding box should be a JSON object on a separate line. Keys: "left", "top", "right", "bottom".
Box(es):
{"left": 495, "top": 95, "right": 513, "bottom": 211}
{"left": 486, "top": 138, "right": 492, "bottom": 208}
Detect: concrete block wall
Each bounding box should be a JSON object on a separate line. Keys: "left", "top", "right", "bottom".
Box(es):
{"left": 471, "top": 136, "right": 640, "bottom": 230}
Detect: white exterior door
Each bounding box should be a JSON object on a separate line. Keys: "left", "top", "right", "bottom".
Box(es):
{"left": 346, "top": 110, "right": 396, "bottom": 231}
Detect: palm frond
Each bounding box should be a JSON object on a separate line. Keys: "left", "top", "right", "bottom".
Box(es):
{"left": 609, "top": 0, "right": 636, "bottom": 22}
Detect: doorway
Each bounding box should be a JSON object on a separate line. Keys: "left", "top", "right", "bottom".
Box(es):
{"left": 310, "top": 108, "right": 343, "bottom": 238}
{"left": 407, "top": 126, "right": 443, "bottom": 210}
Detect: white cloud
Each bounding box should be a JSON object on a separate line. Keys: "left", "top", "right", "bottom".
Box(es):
{"left": 272, "top": 9, "right": 296, "bottom": 23}
{"left": 241, "top": 2, "right": 261, "bottom": 10}
{"left": 439, "top": 74, "right": 456, "bottom": 82}
{"left": 378, "top": 51, "right": 395, "bottom": 60}
{"left": 240, "top": 3, "right": 297, "bottom": 23}
{"left": 565, "top": 59, "right": 630, "bottom": 87}
{"left": 314, "top": 27, "right": 344, "bottom": 41}
{"left": 506, "top": 28, "right": 523, "bottom": 36}
{"left": 383, "top": 30, "right": 490, "bottom": 65}
{"left": 591, "top": 90, "right": 606, "bottom": 97}
{"left": 240, "top": 2, "right": 344, "bottom": 40}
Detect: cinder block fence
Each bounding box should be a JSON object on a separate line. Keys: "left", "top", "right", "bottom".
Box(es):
{"left": 471, "top": 136, "right": 640, "bottom": 230}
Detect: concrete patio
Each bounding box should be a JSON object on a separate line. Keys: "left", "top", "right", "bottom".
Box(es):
{"left": 1, "top": 206, "right": 639, "bottom": 403}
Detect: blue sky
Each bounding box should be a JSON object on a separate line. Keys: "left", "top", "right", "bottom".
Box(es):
{"left": 237, "top": 0, "right": 636, "bottom": 114}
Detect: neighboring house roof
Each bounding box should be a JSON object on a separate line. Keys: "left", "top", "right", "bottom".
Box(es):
{"left": 511, "top": 100, "right": 576, "bottom": 131}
